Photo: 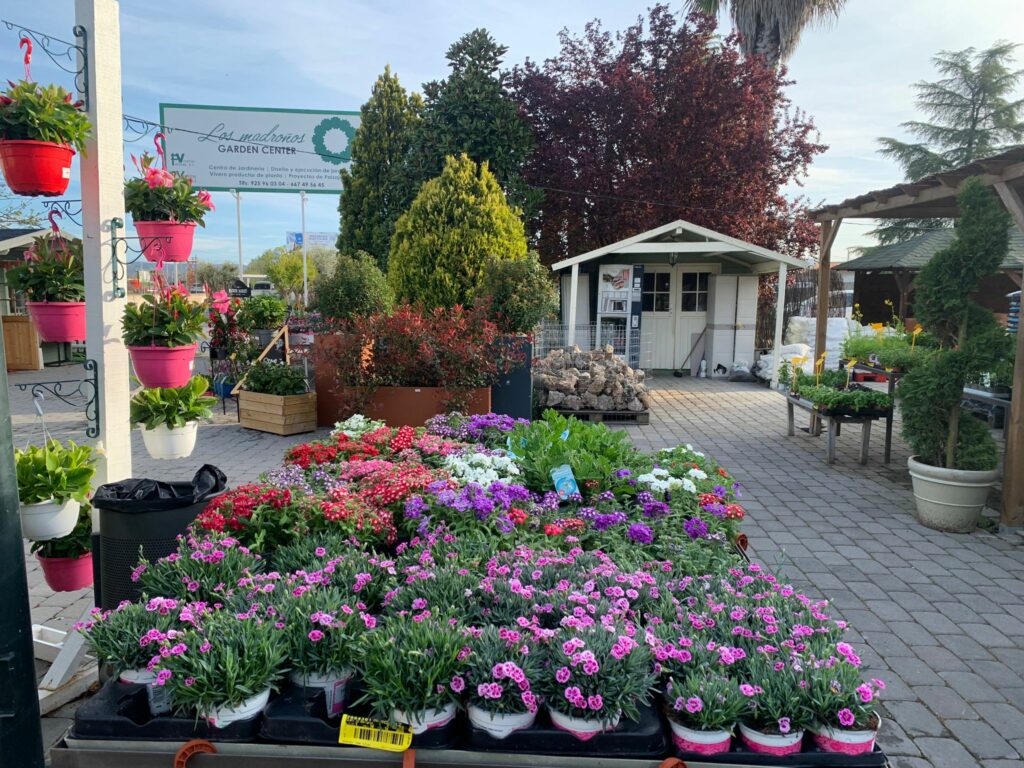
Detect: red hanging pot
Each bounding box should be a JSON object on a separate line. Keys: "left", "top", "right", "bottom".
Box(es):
{"left": 0, "top": 140, "right": 75, "bottom": 197}
{"left": 26, "top": 301, "right": 86, "bottom": 342}
{"left": 128, "top": 343, "right": 197, "bottom": 388}
{"left": 133, "top": 220, "right": 196, "bottom": 263}
{"left": 37, "top": 552, "right": 93, "bottom": 592}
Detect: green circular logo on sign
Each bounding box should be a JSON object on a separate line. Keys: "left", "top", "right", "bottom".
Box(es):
{"left": 313, "top": 117, "right": 356, "bottom": 165}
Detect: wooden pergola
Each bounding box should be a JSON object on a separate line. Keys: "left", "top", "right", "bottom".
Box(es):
{"left": 811, "top": 146, "right": 1024, "bottom": 529}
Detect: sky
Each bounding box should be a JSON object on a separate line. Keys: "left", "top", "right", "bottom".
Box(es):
{"left": 3, "top": 0, "right": 1024, "bottom": 265}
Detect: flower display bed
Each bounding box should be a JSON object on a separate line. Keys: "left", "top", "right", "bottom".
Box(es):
{"left": 68, "top": 411, "right": 888, "bottom": 767}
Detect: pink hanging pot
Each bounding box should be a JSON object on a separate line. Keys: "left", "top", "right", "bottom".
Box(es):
{"left": 133, "top": 220, "right": 196, "bottom": 263}
{"left": 128, "top": 343, "right": 197, "bottom": 388}
{"left": 37, "top": 552, "right": 93, "bottom": 592}
{"left": 26, "top": 301, "right": 86, "bottom": 342}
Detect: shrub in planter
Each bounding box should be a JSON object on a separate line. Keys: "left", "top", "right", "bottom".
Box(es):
{"left": 314, "top": 251, "right": 393, "bottom": 321}
{"left": 238, "top": 296, "right": 288, "bottom": 333}
{"left": 207, "top": 293, "right": 246, "bottom": 357}
{"left": 0, "top": 76, "right": 90, "bottom": 196}
{"left": 124, "top": 149, "right": 214, "bottom": 263}
{"left": 807, "top": 657, "right": 883, "bottom": 754}
{"left": 123, "top": 274, "right": 207, "bottom": 388}
{"left": 244, "top": 359, "right": 307, "bottom": 395}
{"left": 7, "top": 232, "right": 86, "bottom": 341}
{"left": 665, "top": 674, "right": 746, "bottom": 755}
{"left": 30, "top": 503, "right": 93, "bottom": 591}
{"left": 464, "top": 626, "right": 543, "bottom": 739}
{"left": 475, "top": 252, "right": 559, "bottom": 335}
{"left": 357, "top": 615, "right": 465, "bottom": 733}
{"left": 131, "top": 375, "right": 217, "bottom": 460}
{"left": 899, "top": 179, "right": 1010, "bottom": 532}
{"left": 15, "top": 439, "right": 96, "bottom": 541}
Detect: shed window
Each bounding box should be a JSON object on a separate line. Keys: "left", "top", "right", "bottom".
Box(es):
{"left": 641, "top": 271, "right": 672, "bottom": 312}
{"left": 680, "top": 272, "right": 710, "bottom": 312}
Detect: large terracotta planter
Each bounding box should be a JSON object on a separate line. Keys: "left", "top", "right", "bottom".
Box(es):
{"left": 26, "top": 301, "right": 86, "bottom": 342}
{"left": 37, "top": 552, "right": 93, "bottom": 592}
{"left": 133, "top": 220, "right": 197, "bottom": 263}
{"left": 239, "top": 391, "right": 317, "bottom": 435}
{"left": 128, "top": 344, "right": 197, "bottom": 389}
{"left": 0, "top": 140, "right": 75, "bottom": 196}
{"left": 907, "top": 455, "right": 998, "bottom": 533}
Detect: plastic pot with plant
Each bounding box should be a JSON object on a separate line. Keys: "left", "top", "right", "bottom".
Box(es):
{"left": 131, "top": 375, "right": 217, "bottom": 460}
{"left": 15, "top": 439, "right": 96, "bottom": 541}
{"left": 31, "top": 503, "right": 93, "bottom": 591}
{"left": 6, "top": 231, "right": 86, "bottom": 342}
{"left": 794, "top": 384, "right": 894, "bottom": 417}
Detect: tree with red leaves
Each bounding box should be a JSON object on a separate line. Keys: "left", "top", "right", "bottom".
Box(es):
{"left": 511, "top": 6, "right": 825, "bottom": 264}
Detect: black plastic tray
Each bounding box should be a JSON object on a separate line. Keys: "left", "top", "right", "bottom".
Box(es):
{"left": 261, "top": 685, "right": 460, "bottom": 750}
{"left": 468, "top": 704, "right": 667, "bottom": 758}
{"left": 70, "top": 679, "right": 261, "bottom": 743}
{"left": 677, "top": 740, "right": 888, "bottom": 767}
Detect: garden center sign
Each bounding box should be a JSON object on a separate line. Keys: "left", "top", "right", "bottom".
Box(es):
{"left": 159, "top": 104, "right": 360, "bottom": 193}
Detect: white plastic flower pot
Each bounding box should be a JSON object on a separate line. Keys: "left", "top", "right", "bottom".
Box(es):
{"left": 392, "top": 703, "right": 457, "bottom": 735}
{"left": 467, "top": 704, "right": 536, "bottom": 739}
{"left": 20, "top": 498, "right": 79, "bottom": 541}
{"left": 139, "top": 422, "right": 199, "bottom": 460}
{"left": 118, "top": 668, "right": 172, "bottom": 716}
{"left": 289, "top": 668, "right": 352, "bottom": 718}
{"left": 813, "top": 717, "right": 881, "bottom": 755}
{"left": 668, "top": 719, "right": 733, "bottom": 755}
{"left": 738, "top": 722, "right": 805, "bottom": 755}
{"left": 907, "top": 456, "right": 998, "bottom": 533}
{"left": 203, "top": 688, "right": 271, "bottom": 729}
{"left": 548, "top": 707, "right": 620, "bottom": 741}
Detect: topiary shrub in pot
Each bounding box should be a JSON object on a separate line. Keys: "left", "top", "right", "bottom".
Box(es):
{"left": 131, "top": 375, "right": 217, "bottom": 460}
{"left": 899, "top": 178, "right": 1012, "bottom": 532}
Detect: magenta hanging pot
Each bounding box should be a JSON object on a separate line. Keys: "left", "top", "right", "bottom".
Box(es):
{"left": 133, "top": 220, "right": 196, "bottom": 263}
{"left": 26, "top": 301, "right": 86, "bottom": 342}
{"left": 37, "top": 552, "right": 93, "bottom": 592}
{"left": 128, "top": 343, "right": 197, "bottom": 388}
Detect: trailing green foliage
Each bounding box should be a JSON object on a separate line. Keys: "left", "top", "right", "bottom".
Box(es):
{"left": 7, "top": 234, "right": 84, "bottom": 302}
{"left": 388, "top": 154, "right": 528, "bottom": 309}
{"left": 476, "top": 252, "right": 559, "bottom": 334}
{"left": 130, "top": 375, "right": 216, "bottom": 430}
{"left": 15, "top": 439, "right": 96, "bottom": 505}
{"left": 314, "top": 251, "right": 393, "bottom": 321}
{"left": 237, "top": 296, "right": 288, "bottom": 331}
{"left": 0, "top": 80, "right": 90, "bottom": 151}
{"left": 243, "top": 360, "right": 307, "bottom": 396}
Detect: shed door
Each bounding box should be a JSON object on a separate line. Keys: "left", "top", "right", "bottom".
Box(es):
{"left": 673, "top": 268, "right": 711, "bottom": 370}
{"left": 641, "top": 268, "right": 675, "bottom": 368}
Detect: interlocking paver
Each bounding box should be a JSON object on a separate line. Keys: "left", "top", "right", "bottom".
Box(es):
{"left": 944, "top": 720, "right": 1017, "bottom": 760}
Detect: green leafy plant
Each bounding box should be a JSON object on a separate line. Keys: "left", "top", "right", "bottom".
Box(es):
{"left": 130, "top": 375, "right": 216, "bottom": 430}
{"left": 841, "top": 333, "right": 932, "bottom": 372}
{"left": 795, "top": 385, "right": 893, "bottom": 414}
{"left": 242, "top": 360, "right": 307, "bottom": 396}
{"left": 7, "top": 234, "right": 84, "bottom": 302}
{"left": 666, "top": 674, "right": 747, "bottom": 733}
{"left": 0, "top": 80, "right": 90, "bottom": 150}
{"left": 807, "top": 658, "right": 882, "bottom": 732}
{"left": 122, "top": 276, "right": 206, "bottom": 347}
{"left": 314, "top": 251, "right": 393, "bottom": 321}
{"left": 30, "top": 503, "right": 92, "bottom": 559}
{"left": 476, "top": 252, "right": 559, "bottom": 334}
{"left": 15, "top": 439, "right": 95, "bottom": 505}
{"left": 741, "top": 655, "right": 814, "bottom": 734}
{"left": 237, "top": 296, "right": 288, "bottom": 331}
{"left": 124, "top": 152, "right": 214, "bottom": 225}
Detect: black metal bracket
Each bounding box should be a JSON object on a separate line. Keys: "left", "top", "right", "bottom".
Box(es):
{"left": 0, "top": 20, "right": 89, "bottom": 110}
{"left": 40, "top": 199, "right": 83, "bottom": 227}
{"left": 110, "top": 217, "right": 172, "bottom": 298}
{"left": 15, "top": 359, "right": 100, "bottom": 439}
{"left": 123, "top": 114, "right": 160, "bottom": 142}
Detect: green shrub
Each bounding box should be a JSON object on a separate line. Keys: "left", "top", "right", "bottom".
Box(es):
{"left": 476, "top": 252, "right": 559, "bottom": 334}
{"left": 243, "top": 360, "right": 307, "bottom": 396}
{"left": 314, "top": 251, "right": 393, "bottom": 321}
{"left": 238, "top": 296, "right": 288, "bottom": 330}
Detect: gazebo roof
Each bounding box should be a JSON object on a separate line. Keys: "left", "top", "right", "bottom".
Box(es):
{"left": 840, "top": 225, "right": 1024, "bottom": 272}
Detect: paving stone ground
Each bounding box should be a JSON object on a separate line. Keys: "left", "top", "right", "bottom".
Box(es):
{"left": 8, "top": 366, "right": 1023, "bottom": 766}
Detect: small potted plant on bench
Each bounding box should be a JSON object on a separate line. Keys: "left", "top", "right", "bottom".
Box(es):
{"left": 238, "top": 359, "right": 316, "bottom": 435}
{"left": 131, "top": 375, "right": 217, "bottom": 460}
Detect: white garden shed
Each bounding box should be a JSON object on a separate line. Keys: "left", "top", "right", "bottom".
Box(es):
{"left": 549, "top": 219, "right": 804, "bottom": 382}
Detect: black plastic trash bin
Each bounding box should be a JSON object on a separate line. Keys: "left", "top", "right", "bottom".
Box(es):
{"left": 92, "top": 465, "right": 226, "bottom": 609}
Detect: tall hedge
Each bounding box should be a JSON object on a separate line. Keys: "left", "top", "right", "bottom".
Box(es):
{"left": 314, "top": 251, "right": 393, "bottom": 321}
{"left": 388, "top": 154, "right": 527, "bottom": 309}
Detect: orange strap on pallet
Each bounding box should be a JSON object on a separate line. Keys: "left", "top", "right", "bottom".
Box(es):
{"left": 658, "top": 759, "right": 687, "bottom": 768}
{"left": 174, "top": 739, "right": 217, "bottom": 768}
{"left": 403, "top": 748, "right": 416, "bottom": 768}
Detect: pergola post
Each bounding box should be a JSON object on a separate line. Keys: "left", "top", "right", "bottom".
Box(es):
{"left": 994, "top": 181, "right": 1024, "bottom": 530}
{"left": 566, "top": 263, "right": 579, "bottom": 347}
{"left": 770, "top": 262, "right": 788, "bottom": 388}
{"left": 77, "top": 0, "right": 132, "bottom": 484}
{"left": 812, "top": 220, "right": 840, "bottom": 428}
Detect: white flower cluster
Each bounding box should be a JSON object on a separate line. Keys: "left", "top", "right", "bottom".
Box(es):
{"left": 637, "top": 467, "right": 696, "bottom": 494}
{"left": 443, "top": 450, "right": 522, "bottom": 486}
{"left": 331, "top": 414, "right": 386, "bottom": 437}
{"left": 688, "top": 467, "right": 708, "bottom": 481}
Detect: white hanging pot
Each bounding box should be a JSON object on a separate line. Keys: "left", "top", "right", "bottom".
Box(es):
{"left": 203, "top": 688, "right": 271, "bottom": 729}
{"left": 392, "top": 703, "right": 457, "bottom": 735}
{"left": 738, "top": 722, "right": 805, "bottom": 755}
{"left": 668, "top": 719, "right": 733, "bottom": 755}
{"left": 548, "top": 707, "right": 620, "bottom": 741}
{"left": 467, "top": 704, "right": 536, "bottom": 739}
{"left": 119, "top": 667, "right": 172, "bottom": 716}
{"left": 812, "top": 716, "right": 881, "bottom": 755}
{"left": 289, "top": 668, "right": 352, "bottom": 718}
{"left": 139, "top": 422, "right": 199, "bottom": 460}
{"left": 20, "top": 498, "right": 79, "bottom": 541}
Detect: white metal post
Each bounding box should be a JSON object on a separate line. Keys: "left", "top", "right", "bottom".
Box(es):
{"left": 567, "top": 263, "right": 579, "bottom": 346}
{"left": 231, "top": 189, "right": 243, "bottom": 278}
{"left": 77, "top": 0, "right": 131, "bottom": 483}
{"left": 300, "top": 190, "right": 309, "bottom": 307}
{"left": 770, "top": 262, "right": 788, "bottom": 388}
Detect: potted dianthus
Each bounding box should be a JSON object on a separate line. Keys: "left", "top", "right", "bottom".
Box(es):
{"left": 31, "top": 503, "right": 94, "bottom": 591}
{"left": 737, "top": 656, "right": 812, "bottom": 755}
{"left": 541, "top": 626, "right": 656, "bottom": 741}
{"left": 665, "top": 674, "right": 746, "bottom": 755}
{"left": 7, "top": 232, "right": 86, "bottom": 342}
{"left": 808, "top": 657, "right": 883, "bottom": 754}
{"left": 464, "top": 626, "right": 542, "bottom": 739}
{"left": 15, "top": 439, "right": 95, "bottom": 541}
{"left": 124, "top": 144, "right": 214, "bottom": 263}
{"left": 238, "top": 359, "right": 316, "bottom": 436}
{"left": 357, "top": 616, "right": 465, "bottom": 734}
{"left": 131, "top": 375, "right": 217, "bottom": 460}
{"left": 0, "top": 68, "right": 89, "bottom": 196}
{"left": 122, "top": 273, "right": 206, "bottom": 388}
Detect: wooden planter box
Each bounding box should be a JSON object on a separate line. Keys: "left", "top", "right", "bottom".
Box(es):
{"left": 239, "top": 391, "right": 317, "bottom": 435}
{"left": 316, "top": 384, "right": 491, "bottom": 427}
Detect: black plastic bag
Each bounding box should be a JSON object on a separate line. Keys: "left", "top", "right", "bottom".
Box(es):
{"left": 92, "top": 464, "right": 226, "bottom": 513}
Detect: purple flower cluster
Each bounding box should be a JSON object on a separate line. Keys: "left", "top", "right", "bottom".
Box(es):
{"left": 627, "top": 522, "right": 653, "bottom": 544}
{"left": 684, "top": 517, "right": 709, "bottom": 539}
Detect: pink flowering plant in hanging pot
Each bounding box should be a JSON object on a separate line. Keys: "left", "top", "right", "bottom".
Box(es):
{"left": 463, "top": 625, "right": 543, "bottom": 738}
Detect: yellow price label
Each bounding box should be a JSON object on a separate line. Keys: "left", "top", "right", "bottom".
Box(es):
{"left": 339, "top": 714, "right": 413, "bottom": 752}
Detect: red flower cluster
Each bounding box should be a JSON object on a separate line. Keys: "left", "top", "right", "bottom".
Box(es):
{"left": 358, "top": 463, "right": 438, "bottom": 507}
{"left": 724, "top": 503, "right": 745, "bottom": 521}
{"left": 544, "top": 523, "right": 563, "bottom": 536}
{"left": 698, "top": 493, "right": 723, "bottom": 507}
{"left": 195, "top": 484, "right": 291, "bottom": 532}
{"left": 285, "top": 433, "right": 382, "bottom": 469}
{"left": 316, "top": 487, "right": 397, "bottom": 545}
{"left": 508, "top": 507, "right": 528, "bottom": 525}
{"left": 389, "top": 425, "right": 415, "bottom": 453}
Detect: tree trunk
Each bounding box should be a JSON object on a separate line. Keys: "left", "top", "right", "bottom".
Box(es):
{"left": 944, "top": 311, "right": 969, "bottom": 467}
{"left": 753, "top": 20, "right": 782, "bottom": 68}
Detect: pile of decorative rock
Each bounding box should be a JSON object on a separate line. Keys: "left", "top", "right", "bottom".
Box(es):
{"left": 533, "top": 346, "right": 651, "bottom": 413}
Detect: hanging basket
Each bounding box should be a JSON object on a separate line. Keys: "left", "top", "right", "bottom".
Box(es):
{"left": 128, "top": 344, "right": 197, "bottom": 389}
{"left": 37, "top": 552, "right": 93, "bottom": 592}
{"left": 20, "top": 498, "right": 80, "bottom": 541}
{"left": 133, "top": 220, "right": 197, "bottom": 263}
{"left": 139, "top": 422, "right": 199, "bottom": 460}
{"left": 26, "top": 301, "right": 86, "bottom": 342}
{"left": 0, "top": 140, "right": 75, "bottom": 197}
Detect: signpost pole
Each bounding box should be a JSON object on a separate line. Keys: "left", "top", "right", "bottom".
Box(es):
{"left": 300, "top": 190, "right": 309, "bottom": 307}
{"left": 231, "top": 189, "right": 243, "bottom": 279}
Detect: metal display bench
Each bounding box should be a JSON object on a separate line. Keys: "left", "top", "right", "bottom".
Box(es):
{"left": 785, "top": 393, "right": 892, "bottom": 466}
{"left": 845, "top": 362, "right": 902, "bottom": 464}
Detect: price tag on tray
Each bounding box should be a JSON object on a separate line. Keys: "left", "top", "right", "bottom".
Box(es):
{"left": 339, "top": 714, "right": 413, "bottom": 752}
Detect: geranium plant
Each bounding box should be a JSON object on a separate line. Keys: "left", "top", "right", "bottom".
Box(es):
{"left": 7, "top": 233, "right": 84, "bottom": 302}
{"left": 124, "top": 151, "right": 214, "bottom": 226}
{"left": 193, "top": 484, "right": 305, "bottom": 551}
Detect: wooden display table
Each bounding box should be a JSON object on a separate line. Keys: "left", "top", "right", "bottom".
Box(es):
{"left": 786, "top": 393, "right": 890, "bottom": 465}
